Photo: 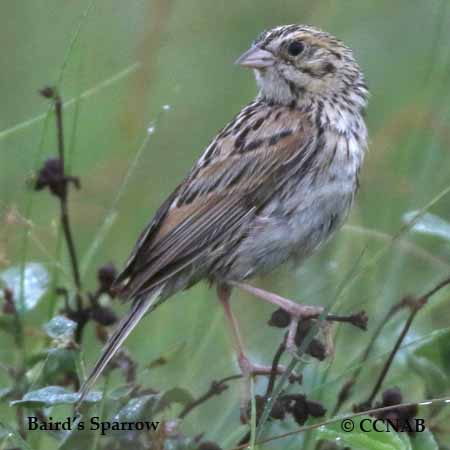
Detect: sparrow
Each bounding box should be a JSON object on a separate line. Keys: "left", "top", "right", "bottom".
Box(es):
{"left": 78, "top": 24, "right": 368, "bottom": 403}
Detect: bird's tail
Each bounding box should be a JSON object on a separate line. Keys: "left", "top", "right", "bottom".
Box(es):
{"left": 76, "top": 287, "right": 163, "bottom": 407}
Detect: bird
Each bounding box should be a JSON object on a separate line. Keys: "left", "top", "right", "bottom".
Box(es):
{"left": 78, "top": 24, "right": 369, "bottom": 405}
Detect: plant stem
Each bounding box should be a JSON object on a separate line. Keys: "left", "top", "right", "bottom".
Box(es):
{"left": 361, "top": 276, "right": 450, "bottom": 408}
{"left": 365, "top": 301, "right": 421, "bottom": 406}
{"left": 44, "top": 87, "right": 86, "bottom": 341}
{"left": 54, "top": 92, "right": 82, "bottom": 294}
{"left": 264, "top": 340, "right": 286, "bottom": 400}
{"left": 332, "top": 299, "right": 409, "bottom": 415}
{"left": 178, "top": 375, "right": 238, "bottom": 419}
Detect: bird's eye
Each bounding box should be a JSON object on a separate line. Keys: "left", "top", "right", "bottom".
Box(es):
{"left": 287, "top": 41, "right": 305, "bottom": 57}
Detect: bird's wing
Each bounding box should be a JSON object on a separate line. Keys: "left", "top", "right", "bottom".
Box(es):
{"left": 115, "top": 101, "right": 316, "bottom": 300}
{"left": 78, "top": 103, "right": 317, "bottom": 403}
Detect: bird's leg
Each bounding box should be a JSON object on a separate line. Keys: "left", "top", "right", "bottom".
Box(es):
{"left": 217, "top": 284, "right": 284, "bottom": 420}
{"left": 230, "top": 281, "right": 326, "bottom": 354}
{"left": 217, "top": 284, "right": 284, "bottom": 376}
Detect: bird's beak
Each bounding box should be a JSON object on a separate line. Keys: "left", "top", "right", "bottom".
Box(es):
{"left": 235, "top": 46, "right": 275, "bottom": 69}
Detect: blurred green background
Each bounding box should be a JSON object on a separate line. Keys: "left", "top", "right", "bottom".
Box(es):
{"left": 1, "top": 0, "right": 450, "bottom": 448}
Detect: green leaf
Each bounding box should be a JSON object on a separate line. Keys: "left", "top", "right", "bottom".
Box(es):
{"left": 410, "top": 430, "right": 438, "bottom": 450}
{"left": 158, "top": 387, "right": 195, "bottom": 411}
{"left": 408, "top": 354, "right": 448, "bottom": 396}
{"left": 413, "top": 329, "right": 450, "bottom": 373}
{"left": 397, "top": 433, "right": 413, "bottom": 450}
{"left": 108, "top": 383, "right": 135, "bottom": 401}
{"left": 0, "top": 262, "right": 49, "bottom": 313}
{"left": 11, "top": 386, "right": 101, "bottom": 407}
{"left": 0, "top": 387, "right": 13, "bottom": 401}
{"left": 316, "top": 416, "right": 409, "bottom": 450}
{"left": 26, "top": 348, "right": 78, "bottom": 387}
{"left": 0, "top": 421, "right": 36, "bottom": 450}
{"left": 42, "top": 348, "right": 77, "bottom": 381}
{"left": 113, "top": 394, "right": 160, "bottom": 422}
{"left": 57, "top": 417, "right": 96, "bottom": 450}
{"left": 44, "top": 316, "right": 77, "bottom": 340}
{"left": 403, "top": 210, "right": 450, "bottom": 242}
{"left": 25, "top": 350, "right": 49, "bottom": 368}
{"left": 108, "top": 394, "right": 161, "bottom": 439}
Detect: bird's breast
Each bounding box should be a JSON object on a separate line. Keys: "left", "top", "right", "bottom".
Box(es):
{"left": 283, "top": 130, "right": 365, "bottom": 252}
{"left": 227, "top": 131, "right": 364, "bottom": 279}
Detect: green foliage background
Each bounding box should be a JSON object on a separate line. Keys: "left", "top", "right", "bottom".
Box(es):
{"left": 1, "top": 1, "right": 450, "bottom": 449}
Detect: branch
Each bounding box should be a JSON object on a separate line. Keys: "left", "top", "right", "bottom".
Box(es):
{"left": 178, "top": 374, "right": 240, "bottom": 419}
{"left": 333, "top": 297, "right": 410, "bottom": 415}
{"left": 178, "top": 344, "right": 291, "bottom": 421}
{"left": 37, "top": 87, "right": 85, "bottom": 341}
{"left": 358, "top": 276, "right": 450, "bottom": 410}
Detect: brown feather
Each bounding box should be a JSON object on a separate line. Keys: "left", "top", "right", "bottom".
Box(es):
{"left": 115, "top": 103, "right": 311, "bottom": 300}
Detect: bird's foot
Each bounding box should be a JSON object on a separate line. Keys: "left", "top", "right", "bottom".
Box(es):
{"left": 238, "top": 352, "right": 285, "bottom": 378}
{"left": 237, "top": 353, "right": 288, "bottom": 423}
{"left": 230, "top": 281, "right": 333, "bottom": 357}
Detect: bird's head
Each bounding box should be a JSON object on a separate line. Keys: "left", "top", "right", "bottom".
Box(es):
{"left": 236, "top": 25, "right": 368, "bottom": 110}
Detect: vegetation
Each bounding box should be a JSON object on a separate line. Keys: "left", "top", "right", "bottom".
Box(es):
{"left": 1, "top": 1, "right": 450, "bottom": 449}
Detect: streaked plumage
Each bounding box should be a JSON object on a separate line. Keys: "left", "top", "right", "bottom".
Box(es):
{"left": 78, "top": 24, "right": 369, "bottom": 402}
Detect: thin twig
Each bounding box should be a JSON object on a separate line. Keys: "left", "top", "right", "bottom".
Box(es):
{"left": 60, "top": 200, "right": 82, "bottom": 294}
{"left": 54, "top": 96, "right": 65, "bottom": 165}
{"left": 53, "top": 92, "right": 82, "bottom": 293}
{"left": 237, "top": 339, "right": 289, "bottom": 448}
{"left": 16, "top": 406, "right": 26, "bottom": 440}
{"left": 326, "top": 311, "right": 368, "bottom": 330}
{"left": 422, "top": 276, "right": 450, "bottom": 300}
{"left": 178, "top": 361, "right": 290, "bottom": 420}
{"left": 39, "top": 87, "right": 86, "bottom": 341}
{"left": 332, "top": 298, "right": 409, "bottom": 415}
{"left": 178, "top": 374, "right": 241, "bottom": 419}
{"left": 264, "top": 340, "right": 287, "bottom": 400}
{"left": 364, "top": 301, "right": 422, "bottom": 407}
{"left": 360, "top": 276, "right": 450, "bottom": 409}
